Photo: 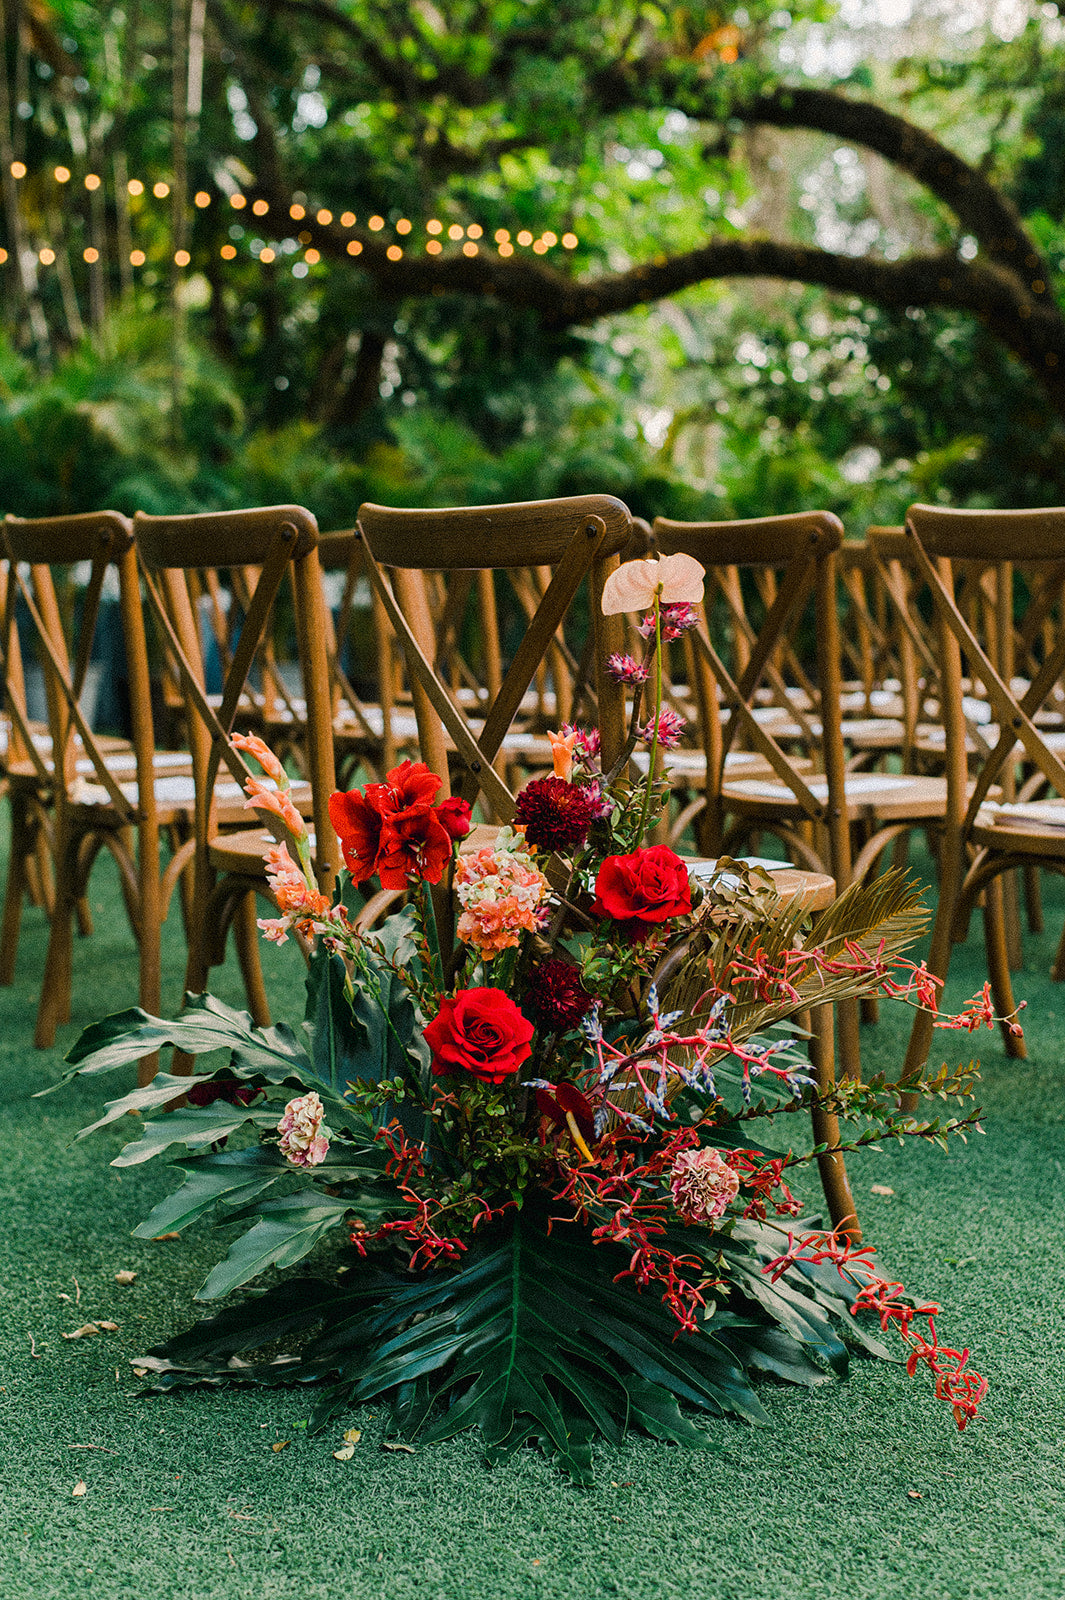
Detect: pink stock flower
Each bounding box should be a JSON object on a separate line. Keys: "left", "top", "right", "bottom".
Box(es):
{"left": 640, "top": 709, "right": 687, "bottom": 751}
{"left": 561, "top": 724, "right": 600, "bottom": 766}
{"left": 638, "top": 601, "right": 700, "bottom": 641}
{"left": 607, "top": 652, "right": 650, "bottom": 685}
{"left": 669, "top": 1146, "right": 740, "bottom": 1223}
{"left": 277, "top": 1091, "right": 330, "bottom": 1167}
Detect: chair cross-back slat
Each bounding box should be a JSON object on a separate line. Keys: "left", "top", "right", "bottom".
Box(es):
{"left": 355, "top": 495, "right": 631, "bottom": 823}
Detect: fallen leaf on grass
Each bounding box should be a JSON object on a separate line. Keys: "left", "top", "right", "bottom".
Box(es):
{"left": 907, "top": 1490, "right": 922, "bottom": 1500}
{"left": 870, "top": 1184, "right": 895, "bottom": 1196}
{"left": 271, "top": 1441, "right": 289, "bottom": 1453}
{"left": 57, "top": 1293, "right": 71, "bottom": 1302}
{"left": 28, "top": 1334, "right": 42, "bottom": 1359}
{"left": 381, "top": 1442, "right": 415, "bottom": 1454}
{"left": 342, "top": 1429, "right": 362, "bottom": 1444}
{"left": 332, "top": 1445, "right": 355, "bottom": 1461}
{"left": 114, "top": 1271, "right": 137, "bottom": 1286}
{"left": 95, "top": 1321, "right": 119, "bottom": 1333}
{"left": 131, "top": 1368, "right": 148, "bottom": 1379}
{"left": 72, "top": 1481, "right": 87, "bottom": 1498}
{"left": 62, "top": 1325, "right": 101, "bottom": 1342}
{"left": 152, "top": 1232, "right": 181, "bottom": 1242}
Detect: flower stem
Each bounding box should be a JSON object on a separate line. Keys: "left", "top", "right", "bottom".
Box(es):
{"left": 636, "top": 594, "right": 663, "bottom": 843}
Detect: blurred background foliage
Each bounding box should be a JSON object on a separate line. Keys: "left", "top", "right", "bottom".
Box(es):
{"left": 1, "top": 0, "right": 1065, "bottom": 529}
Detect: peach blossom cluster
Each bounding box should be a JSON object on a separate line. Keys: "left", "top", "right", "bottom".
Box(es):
{"left": 454, "top": 827, "right": 550, "bottom": 960}
{"left": 277, "top": 1091, "right": 330, "bottom": 1167}
{"left": 258, "top": 841, "right": 334, "bottom": 944}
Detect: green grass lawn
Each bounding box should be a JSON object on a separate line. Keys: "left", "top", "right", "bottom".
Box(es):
{"left": 1, "top": 834, "right": 1062, "bottom": 1600}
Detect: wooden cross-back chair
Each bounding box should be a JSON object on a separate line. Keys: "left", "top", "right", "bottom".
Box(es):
{"left": 0, "top": 511, "right": 195, "bottom": 1064}
{"left": 895, "top": 504, "right": 1065, "bottom": 1098}
{"left": 353, "top": 494, "right": 631, "bottom": 944}
{"left": 652, "top": 511, "right": 963, "bottom": 1085}
{"left": 133, "top": 506, "right": 339, "bottom": 1043}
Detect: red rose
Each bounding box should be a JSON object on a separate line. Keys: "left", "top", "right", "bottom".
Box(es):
{"left": 424, "top": 987, "right": 534, "bottom": 1084}
{"left": 328, "top": 762, "right": 472, "bottom": 888}
{"left": 592, "top": 846, "right": 692, "bottom": 940}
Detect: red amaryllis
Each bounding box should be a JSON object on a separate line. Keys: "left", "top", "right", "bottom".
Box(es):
{"left": 526, "top": 958, "right": 592, "bottom": 1032}
{"left": 425, "top": 987, "right": 534, "bottom": 1084}
{"left": 592, "top": 846, "right": 692, "bottom": 940}
{"left": 514, "top": 776, "right": 598, "bottom": 852}
{"left": 328, "top": 761, "right": 471, "bottom": 889}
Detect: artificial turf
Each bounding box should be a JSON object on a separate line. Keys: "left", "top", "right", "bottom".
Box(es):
{"left": 1, "top": 833, "right": 1062, "bottom": 1600}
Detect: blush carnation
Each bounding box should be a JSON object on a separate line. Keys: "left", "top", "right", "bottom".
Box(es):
{"left": 669, "top": 1146, "right": 740, "bottom": 1223}
{"left": 277, "top": 1091, "right": 330, "bottom": 1168}
{"left": 514, "top": 776, "right": 598, "bottom": 851}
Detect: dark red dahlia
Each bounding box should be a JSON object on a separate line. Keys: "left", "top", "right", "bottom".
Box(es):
{"left": 514, "top": 776, "right": 597, "bottom": 851}
{"left": 526, "top": 957, "right": 593, "bottom": 1032}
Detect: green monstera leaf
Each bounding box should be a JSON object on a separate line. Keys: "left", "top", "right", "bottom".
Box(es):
{"left": 128, "top": 1206, "right": 869, "bottom": 1484}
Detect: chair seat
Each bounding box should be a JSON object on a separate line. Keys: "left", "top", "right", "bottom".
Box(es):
{"left": 722, "top": 770, "right": 951, "bottom": 821}
{"left": 974, "top": 800, "right": 1065, "bottom": 856}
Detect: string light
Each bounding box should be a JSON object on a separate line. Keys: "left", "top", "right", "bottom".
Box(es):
{"left": 0, "top": 158, "right": 582, "bottom": 277}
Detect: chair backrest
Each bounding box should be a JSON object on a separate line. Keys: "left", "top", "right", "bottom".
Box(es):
{"left": 1, "top": 511, "right": 154, "bottom": 828}
{"left": 354, "top": 495, "right": 632, "bottom": 819}
{"left": 133, "top": 505, "right": 339, "bottom": 890}
{"left": 902, "top": 504, "right": 1065, "bottom": 840}
{"left": 653, "top": 510, "right": 851, "bottom": 878}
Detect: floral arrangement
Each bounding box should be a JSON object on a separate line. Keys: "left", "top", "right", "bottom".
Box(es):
{"left": 52, "top": 551, "right": 991, "bottom": 1483}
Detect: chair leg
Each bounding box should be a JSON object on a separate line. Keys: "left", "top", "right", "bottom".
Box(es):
{"left": 233, "top": 891, "right": 272, "bottom": 1027}
{"left": 1001, "top": 867, "right": 1023, "bottom": 971}
{"left": 1024, "top": 864, "right": 1043, "bottom": 936}
{"left": 804, "top": 1002, "right": 860, "bottom": 1241}
{"left": 0, "top": 798, "right": 36, "bottom": 985}
{"left": 34, "top": 876, "right": 75, "bottom": 1048}
{"left": 983, "top": 876, "right": 1027, "bottom": 1059}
